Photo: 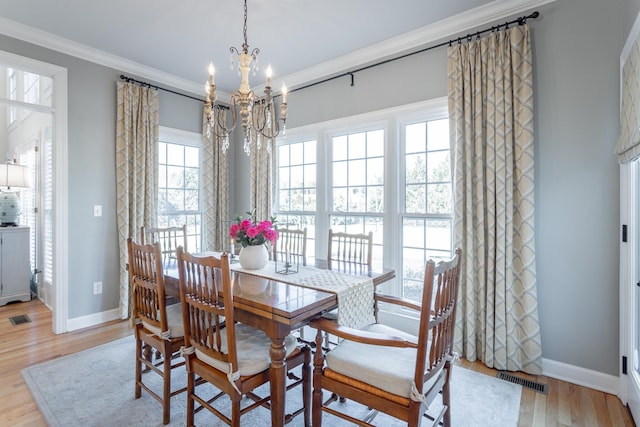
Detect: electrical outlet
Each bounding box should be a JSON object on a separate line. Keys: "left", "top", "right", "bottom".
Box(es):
{"left": 93, "top": 205, "right": 102, "bottom": 217}
{"left": 93, "top": 281, "right": 102, "bottom": 295}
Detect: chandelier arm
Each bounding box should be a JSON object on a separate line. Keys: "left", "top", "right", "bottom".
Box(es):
{"left": 225, "top": 95, "right": 240, "bottom": 135}
{"left": 207, "top": 109, "right": 229, "bottom": 140}
{"left": 253, "top": 102, "right": 283, "bottom": 140}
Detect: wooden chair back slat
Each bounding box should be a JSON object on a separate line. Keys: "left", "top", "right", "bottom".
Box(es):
{"left": 327, "top": 229, "right": 373, "bottom": 275}
{"left": 274, "top": 227, "right": 308, "bottom": 266}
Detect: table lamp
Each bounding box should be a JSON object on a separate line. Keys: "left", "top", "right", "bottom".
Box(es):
{"left": 0, "top": 161, "right": 30, "bottom": 226}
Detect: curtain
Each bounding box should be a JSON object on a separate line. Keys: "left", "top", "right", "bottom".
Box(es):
{"left": 448, "top": 24, "right": 542, "bottom": 374}
{"left": 617, "top": 36, "right": 640, "bottom": 164}
{"left": 250, "top": 133, "right": 275, "bottom": 221}
{"left": 202, "top": 108, "right": 230, "bottom": 250}
{"left": 115, "top": 81, "right": 159, "bottom": 319}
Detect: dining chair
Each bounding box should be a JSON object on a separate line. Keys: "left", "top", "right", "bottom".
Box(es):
{"left": 322, "top": 229, "right": 374, "bottom": 348}
{"left": 176, "top": 248, "right": 311, "bottom": 427}
{"left": 128, "top": 238, "right": 186, "bottom": 425}
{"left": 309, "top": 248, "right": 462, "bottom": 427}
{"left": 273, "top": 227, "right": 308, "bottom": 266}
{"left": 327, "top": 229, "right": 373, "bottom": 275}
{"left": 141, "top": 224, "right": 187, "bottom": 264}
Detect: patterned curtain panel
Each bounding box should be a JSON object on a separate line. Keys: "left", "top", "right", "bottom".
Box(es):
{"left": 202, "top": 108, "right": 230, "bottom": 251}
{"left": 617, "top": 36, "right": 640, "bottom": 164}
{"left": 448, "top": 24, "right": 542, "bottom": 374}
{"left": 250, "top": 134, "right": 275, "bottom": 221}
{"left": 115, "top": 81, "right": 159, "bottom": 319}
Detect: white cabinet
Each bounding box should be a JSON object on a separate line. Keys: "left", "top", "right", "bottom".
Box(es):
{"left": 0, "top": 227, "right": 30, "bottom": 306}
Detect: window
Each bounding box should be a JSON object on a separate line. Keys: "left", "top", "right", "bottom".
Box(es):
{"left": 23, "top": 71, "right": 40, "bottom": 105}
{"left": 157, "top": 128, "right": 202, "bottom": 252}
{"left": 5, "top": 67, "right": 52, "bottom": 126}
{"left": 401, "top": 118, "right": 452, "bottom": 301}
{"left": 330, "top": 129, "right": 384, "bottom": 269}
{"left": 275, "top": 98, "right": 452, "bottom": 309}
{"left": 7, "top": 68, "right": 16, "bottom": 125}
{"left": 276, "top": 139, "right": 317, "bottom": 259}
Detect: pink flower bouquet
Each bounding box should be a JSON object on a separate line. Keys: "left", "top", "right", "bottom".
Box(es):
{"left": 230, "top": 210, "right": 278, "bottom": 247}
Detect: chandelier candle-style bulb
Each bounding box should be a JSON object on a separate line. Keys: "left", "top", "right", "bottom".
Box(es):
{"left": 266, "top": 65, "right": 272, "bottom": 87}
{"left": 208, "top": 62, "right": 215, "bottom": 85}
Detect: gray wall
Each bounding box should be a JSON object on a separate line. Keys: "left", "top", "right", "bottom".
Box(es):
{"left": 534, "top": 0, "right": 622, "bottom": 376}
{"left": 0, "top": 0, "right": 627, "bottom": 376}
{"left": 625, "top": 0, "right": 640, "bottom": 40}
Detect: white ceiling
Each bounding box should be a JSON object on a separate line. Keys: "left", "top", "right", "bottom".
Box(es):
{"left": 0, "top": 0, "right": 543, "bottom": 96}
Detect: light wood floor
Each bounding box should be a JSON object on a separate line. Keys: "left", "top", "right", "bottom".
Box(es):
{"left": 0, "top": 299, "right": 636, "bottom": 426}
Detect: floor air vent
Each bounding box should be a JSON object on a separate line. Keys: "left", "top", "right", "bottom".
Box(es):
{"left": 497, "top": 371, "right": 548, "bottom": 394}
{"left": 9, "top": 314, "right": 31, "bottom": 326}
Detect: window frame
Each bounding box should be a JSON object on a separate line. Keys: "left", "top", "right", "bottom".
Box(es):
{"left": 275, "top": 138, "right": 319, "bottom": 260}
{"left": 326, "top": 122, "right": 388, "bottom": 271}
{"left": 275, "top": 97, "right": 451, "bottom": 320}
{"left": 396, "top": 106, "right": 453, "bottom": 304}
{"left": 157, "top": 126, "right": 203, "bottom": 252}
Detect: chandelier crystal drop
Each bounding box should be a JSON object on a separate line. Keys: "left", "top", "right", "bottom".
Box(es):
{"left": 204, "top": 0, "right": 287, "bottom": 156}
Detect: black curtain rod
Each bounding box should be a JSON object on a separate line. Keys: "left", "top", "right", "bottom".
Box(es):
{"left": 120, "top": 10, "right": 539, "bottom": 102}
{"left": 118, "top": 74, "right": 230, "bottom": 110}
{"left": 290, "top": 10, "right": 540, "bottom": 94}
{"left": 119, "top": 75, "right": 203, "bottom": 102}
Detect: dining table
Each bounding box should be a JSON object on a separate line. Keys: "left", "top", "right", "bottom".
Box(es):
{"left": 163, "top": 253, "right": 395, "bottom": 427}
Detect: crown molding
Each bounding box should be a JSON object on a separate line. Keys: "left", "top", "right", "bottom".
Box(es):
{"left": 283, "top": 0, "right": 557, "bottom": 91}
{"left": 0, "top": 0, "right": 556, "bottom": 98}
{"left": 0, "top": 16, "right": 207, "bottom": 97}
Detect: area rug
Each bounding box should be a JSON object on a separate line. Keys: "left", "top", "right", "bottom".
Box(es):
{"left": 22, "top": 336, "right": 521, "bottom": 426}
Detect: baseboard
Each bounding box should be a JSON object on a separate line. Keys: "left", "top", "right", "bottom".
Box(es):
{"left": 66, "top": 308, "right": 120, "bottom": 332}
{"left": 542, "top": 357, "right": 620, "bottom": 396}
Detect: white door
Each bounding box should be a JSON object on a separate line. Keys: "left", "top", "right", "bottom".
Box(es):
{"left": 621, "top": 160, "right": 640, "bottom": 422}
{"left": 0, "top": 51, "right": 69, "bottom": 334}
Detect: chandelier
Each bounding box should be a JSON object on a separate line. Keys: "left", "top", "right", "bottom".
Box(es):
{"left": 204, "top": 0, "right": 287, "bottom": 155}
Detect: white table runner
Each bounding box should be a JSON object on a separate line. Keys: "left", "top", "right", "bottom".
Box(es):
{"left": 231, "top": 261, "right": 375, "bottom": 329}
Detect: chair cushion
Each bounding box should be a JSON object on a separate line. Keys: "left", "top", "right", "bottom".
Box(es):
{"left": 142, "top": 303, "right": 184, "bottom": 339}
{"left": 196, "top": 324, "right": 298, "bottom": 377}
{"left": 325, "top": 323, "right": 441, "bottom": 399}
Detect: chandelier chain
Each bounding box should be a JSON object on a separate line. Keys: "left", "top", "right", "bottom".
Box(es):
{"left": 242, "top": 0, "right": 249, "bottom": 54}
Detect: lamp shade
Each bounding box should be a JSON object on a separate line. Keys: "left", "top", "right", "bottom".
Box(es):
{"left": 0, "top": 163, "right": 29, "bottom": 189}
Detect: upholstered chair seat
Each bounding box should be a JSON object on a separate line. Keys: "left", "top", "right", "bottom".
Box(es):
{"left": 325, "top": 324, "right": 441, "bottom": 400}
{"left": 196, "top": 326, "right": 298, "bottom": 377}
{"left": 141, "top": 302, "right": 184, "bottom": 339}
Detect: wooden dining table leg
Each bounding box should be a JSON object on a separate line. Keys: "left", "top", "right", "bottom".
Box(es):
{"left": 269, "top": 336, "right": 287, "bottom": 427}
